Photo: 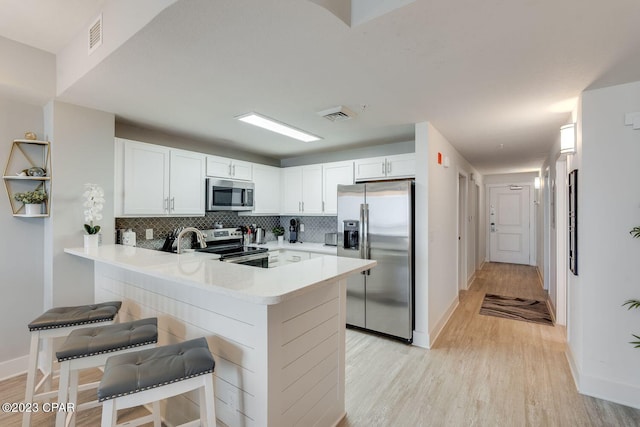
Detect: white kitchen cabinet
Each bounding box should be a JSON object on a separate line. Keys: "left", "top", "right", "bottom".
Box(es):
{"left": 322, "top": 161, "right": 353, "bottom": 215}
{"left": 206, "top": 155, "right": 252, "bottom": 181}
{"left": 251, "top": 163, "right": 281, "bottom": 215}
{"left": 354, "top": 153, "right": 416, "bottom": 181}
{"left": 121, "top": 139, "right": 204, "bottom": 216}
{"left": 281, "top": 165, "right": 323, "bottom": 215}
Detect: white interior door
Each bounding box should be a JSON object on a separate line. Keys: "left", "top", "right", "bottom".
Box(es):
{"left": 489, "top": 185, "right": 530, "bottom": 264}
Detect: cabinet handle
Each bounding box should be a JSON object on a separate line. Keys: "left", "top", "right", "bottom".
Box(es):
{"left": 298, "top": 201, "right": 302, "bottom": 212}
{"left": 164, "top": 197, "right": 169, "bottom": 212}
{"left": 382, "top": 162, "right": 385, "bottom": 174}
{"left": 322, "top": 201, "right": 325, "bottom": 212}
{"left": 233, "top": 164, "right": 236, "bottom": 176}
{"left": 387, "top": 160, "right": 391, "bottom": 175}
{"left": 302, "top": 201, "right": 305, "bottom": 212}
{"left": 171, "top": 197, "right": 175, "bottom": 211}
{"left": 229, "top": 164, "right": 232, "bottom": 176}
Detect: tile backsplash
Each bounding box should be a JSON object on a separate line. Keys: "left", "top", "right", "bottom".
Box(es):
{"left": 116, "top": 212, "right": 338, "bottom": 250}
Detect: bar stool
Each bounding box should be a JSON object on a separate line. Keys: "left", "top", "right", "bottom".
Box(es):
{"left": 55, "top": 317, "right": 159, "bottom": 427}
{"left": 23, "top": 301, "right": 122, "bottom": 427}
{"left": 98, "top": 337, "right": 216, "bottom": 427}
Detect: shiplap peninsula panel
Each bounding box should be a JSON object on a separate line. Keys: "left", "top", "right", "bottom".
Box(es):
{"left": 93, "top": 261, "right": 348, "bottom": 426}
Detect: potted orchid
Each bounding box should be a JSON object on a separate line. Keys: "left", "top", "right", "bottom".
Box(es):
{"left": 83, "top": 183, "right": 105, "bottom": 248}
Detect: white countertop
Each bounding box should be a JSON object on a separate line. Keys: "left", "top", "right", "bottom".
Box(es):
{"left": 248, "top": 241, "right": 338, "bottom": 255}
{"left": 65, "top": 245, "right": 374, "bottom": 305}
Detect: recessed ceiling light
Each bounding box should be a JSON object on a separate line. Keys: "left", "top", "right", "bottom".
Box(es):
{"left": 236, "top": 112, "right": 321, "bottom": 142}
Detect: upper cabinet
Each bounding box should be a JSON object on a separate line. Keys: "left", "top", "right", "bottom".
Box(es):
{"left": 118, "top": 139, "right": 205, "bottom": 216}
{"left": 354, "top": 153, "right": 416, "bottom": 181}
{"left": 251, "top": 163, "right": 281, "bottom": 215}
{"left": 322, "top": 161, "right": 353, "bottom": 215}
{"left": 282, "top": 165, "right": 323, "bottom": 215}
{"left": 3, "top": 139, "right": 52, "bottom": 217}
{"left": 206, "top": 155, "right": 252, "bottom": 181}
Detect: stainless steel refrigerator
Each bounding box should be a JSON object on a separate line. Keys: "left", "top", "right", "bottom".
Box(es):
{"left": 337, "top": 180, "right": 414, "bottom": 342}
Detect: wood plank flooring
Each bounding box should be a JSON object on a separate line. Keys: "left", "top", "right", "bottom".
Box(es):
{"left": 339, "top": 262, "right": 640, "bottom": 426}
{"left": 1, "top": 263, "right": 639, "bottom": 426}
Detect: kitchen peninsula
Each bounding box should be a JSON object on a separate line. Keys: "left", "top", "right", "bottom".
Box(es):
{"left": 65, "top": 245, "right": 375, "bottom": 427}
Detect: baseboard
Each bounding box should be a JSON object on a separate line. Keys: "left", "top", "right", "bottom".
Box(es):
{"left": 411, "top": 330, "right": 429, "bottom": 349}
{"left": 566, "top": 345, "right": 640, "bottom": 410}
{"left": 428, "top": 295, "right": 459, "bottom": 348}
{"left": 0, "top": 355, "right": 28, "bottom": 381}
{"left": 466, "top": 271, "right": 476, "bottom": 289}
{"left": 536, "top": 266, "right": 544, "bottom": 288}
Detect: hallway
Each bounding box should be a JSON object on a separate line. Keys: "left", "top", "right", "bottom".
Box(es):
{"left": 340, "top": 262, "right": 640, "bottom": 426}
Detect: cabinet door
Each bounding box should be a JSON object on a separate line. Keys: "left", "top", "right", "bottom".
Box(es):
{"left": 301, "top": 165, "right": 323, "bottom": 214}
{"left": 386, "top": 153, "right": 416, "bottom": 178}
{"left": 123, "top": 141, "right": 170, "bottom": 215}
{"left": 252, "top": 164, "right": 281, "bottom": 214}
{"left": 169, "top": 150, "right": 205, "bottom": 215}
{"left": 322, "top": 161, "right": 353, "bottom": 214}
{"left": 354, "top": 156, "right": 387, "bottom": 181}
{"left": 231, "top": 160, "right": 252, "bottom": 181}
{"left": 281, "top": 167, "right": 302, "bottom": 214}
{"left": 206, "top": 155, "right": 232, "bottom": 178}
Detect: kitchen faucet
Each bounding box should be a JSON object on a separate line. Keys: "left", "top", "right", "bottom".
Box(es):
{"left": 175, "top": 227, "right": 207, "bottom": 254}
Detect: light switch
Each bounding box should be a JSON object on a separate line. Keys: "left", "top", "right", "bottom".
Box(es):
{"left": 145, "top": 229, "right": 153, "bottom": 240}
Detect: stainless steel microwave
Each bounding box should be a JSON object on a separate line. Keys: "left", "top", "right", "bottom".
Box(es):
{"left": 206, "top": 178, "right": 255, "bottom": 211}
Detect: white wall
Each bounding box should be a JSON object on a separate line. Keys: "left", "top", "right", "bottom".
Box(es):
{"left": 0, "top": 38, "right": 54, "bottom": 379}
{"left": 413, "top": 123, "right": 429, "bottom": 347}
{"left": 566, "top": 80, "right": 640, "bottom": 409}
{"left": 425, "top": 122, "right": 483, "bottom": 347}
{"left": 0, "top": 99, "right": 46, "bottom": 379}
{"left": 43, "top": 101, "right": 115, "bottom": 308}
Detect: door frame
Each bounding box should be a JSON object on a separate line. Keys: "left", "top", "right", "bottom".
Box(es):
{"left": 486, "top": 182, "right": 536, "bottom": 266}
{"left": 457, "top": 172, "right": 468, "bottom": 290}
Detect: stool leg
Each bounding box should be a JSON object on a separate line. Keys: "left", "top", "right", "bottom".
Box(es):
{"left": 55, "top": 362, "right": 70, "bottom": 427}
{"left": 42, "top": 337, "right": 54, "bottom": 401}
{"left": 68, "top": 369, "right": 79, "bottom": 427}
{"left": 101, "top": 399, "right": 116, "bottom": 427}
{"left": 200, "top": 375, "right": 216, "bottom": 427}
{"left": 152, "top": 401, "right": 161, "bottom": 427}
{"left": 22, "top": 332, "right": 40, "bottom": 427}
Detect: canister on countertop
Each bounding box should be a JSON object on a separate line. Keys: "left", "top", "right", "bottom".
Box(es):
{"left": 122, "top": 229, "right": 136, "bottom": 247}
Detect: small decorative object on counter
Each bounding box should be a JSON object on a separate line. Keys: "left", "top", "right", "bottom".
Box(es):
{"left": 122, "top": 229, "right": 137, "bottom": 247}
{"left": 24, "top": 131, "right": 37, "bottom": 140}
{"left": 272, "top": 225, "right": 285, "bottom": 246}
{"left": 27, "top": 166, "right": 46, "bottom": 177}
{"left": 83, "top": 183, "right": 104, "bottom": 248}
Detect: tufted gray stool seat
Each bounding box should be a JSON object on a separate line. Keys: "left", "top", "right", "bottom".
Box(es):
{"left": 23, "top": 301, "right": 122, "bottom": 427}
{"left": 28, "top": 301, "right": 122, "bottom": 331}
{"left": 54, "top": 318, "right": 158, "bottom": 427}
{"left": 98, "top": 337, "right": 216, "bottom": 427}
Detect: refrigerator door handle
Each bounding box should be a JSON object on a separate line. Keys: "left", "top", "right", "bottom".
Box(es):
{"left": 359, "top": 204, "right": 365, "bottom": 260}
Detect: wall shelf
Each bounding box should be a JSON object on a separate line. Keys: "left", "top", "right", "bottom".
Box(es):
{"left": 3, "top": 139, "right": 52, "bottom": 217}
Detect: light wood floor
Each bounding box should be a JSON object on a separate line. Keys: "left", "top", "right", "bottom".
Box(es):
{"left": 339, "top": 262, "right": 640, "bottom": 426}
{"left": 2, "top": 263, "right": 639, "bottom": 426}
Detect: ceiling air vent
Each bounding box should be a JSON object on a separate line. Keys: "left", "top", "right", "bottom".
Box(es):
{"left": 317, "top": 106, "right": 356, "bottom": 122}
{"left": 88, "top": 14, "right": 103, "bottom": 54}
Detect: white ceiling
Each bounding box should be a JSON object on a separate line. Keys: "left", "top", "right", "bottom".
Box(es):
{"left": 3, "top": 0, "right": 640, "bottom": 174}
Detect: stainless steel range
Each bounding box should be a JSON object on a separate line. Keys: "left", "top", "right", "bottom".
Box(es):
{"left": 198, "top": 228, "right": 269, "bottom": 268}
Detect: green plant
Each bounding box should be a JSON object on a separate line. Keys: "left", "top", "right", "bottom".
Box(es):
{"left": 14, "top": 190, "right": 47, "bottom": 204}
{"left": 272, "top": 226, "right": 285, "bottom": 237}
{"left": 624, "top": 226, "right": 640, "bottom": 347}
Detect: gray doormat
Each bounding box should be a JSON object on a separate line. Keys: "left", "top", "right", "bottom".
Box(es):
{"left": 479, "top": 293, "right": 554, "bottom": 326}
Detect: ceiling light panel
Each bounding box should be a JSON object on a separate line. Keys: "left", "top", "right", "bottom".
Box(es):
{"left": 236, "top": 113, "right": 321, "bottom": 142}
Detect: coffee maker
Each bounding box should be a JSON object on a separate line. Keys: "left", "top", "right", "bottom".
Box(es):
{"left": 289, "top": 218, "right": 300, "bottom": 243}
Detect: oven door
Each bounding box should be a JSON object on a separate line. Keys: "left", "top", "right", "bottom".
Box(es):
{"left": 206, "top": 179, "right": 254, "bottom": 211}
{"left": 220, "top": 252, "right": 269, "bottom": 268}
